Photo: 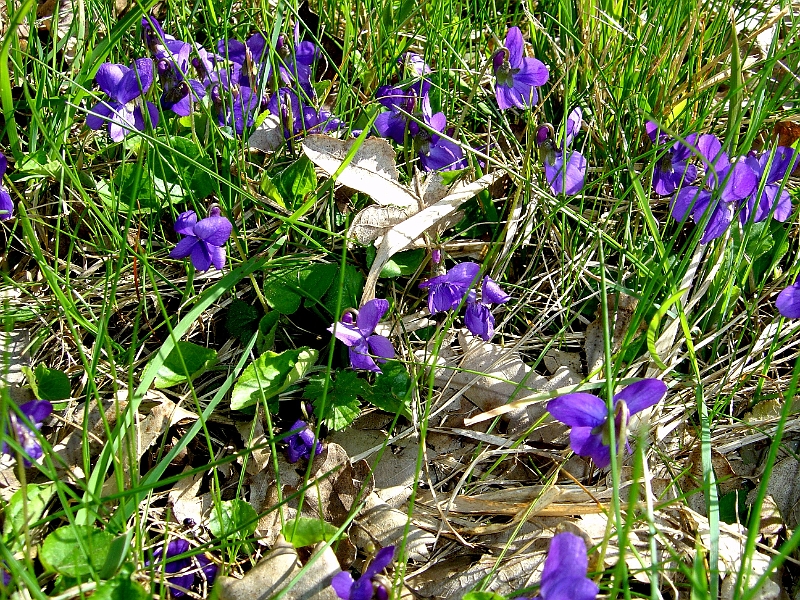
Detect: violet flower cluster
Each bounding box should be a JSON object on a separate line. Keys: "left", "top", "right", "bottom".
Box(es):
{"left": 3, "top": 400, "right": 52, "bottom": 466}
{"left": 513, "top": 532, "right": 598, "bottom": 600}
{"left": 329, "top": 299, "right": 396, "bottom": 373}
{"left": 148, "top": 539, "right": 217, "bottom": 598}
{"left": 547, "top": 379, "right": 667, "bottom": 468}
{"left": 419, "top": 262, "right": 510, "bottom": 341}
{"left": 648, "top": 123, "right": 796, "bottom": 244}
{"left": 87, "top": 16, "right": 342, "bottom": 141}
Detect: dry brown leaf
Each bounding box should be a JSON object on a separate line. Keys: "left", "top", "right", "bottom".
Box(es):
{"left": 216, "top": 536, "right": 340, "bottom": 600}
{"left": 168, "top": 468, "right": 210, "bottom": 526}
{"left": 236, "top": 413, "right": 272, "bottom": 475}
{"left": 585, "top": 293, "right": 640, "bottom": 378}
{"left": 101, "top": 396, "right": 198, "bottom": 495}
{"left": 351, "top": 492, "right": 435, "bottom": 562}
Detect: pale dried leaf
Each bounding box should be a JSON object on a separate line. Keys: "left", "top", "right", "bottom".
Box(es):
{"left": 302, "top": 135, "right": 415, "bottom": 209}
{"left": 168, "top": 468, "right": 209, "bottom": 526}
{"left": 216, "top": 536, "right": 340, "bottom": 600}
{"left": 348, "top": 204, "right": 412, "bottom": 245}
{"left": 351, "top": 492, "right": 435, "bottom": 561}
{"left": 237, "top": 415, "right": 272, "bottom": 475}
{"left": 362, "top": 172, "right": 500, "bottom": 302}
{"left": 248, "top": 114, "right": 285, "bottom": 153}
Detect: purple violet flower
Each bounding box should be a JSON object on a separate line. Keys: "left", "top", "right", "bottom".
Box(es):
{"left": 548, "top": 379, "right": 667, "bottom": 468}
{"left": 646, "top": 121, "right": 698, "bottom": 196}
{"left": 399, "top": 52, "right": 432, "bottom": 97}
{"left": 169, "top": 206, "right": 233, "bottom": 272}
{"left": 85, "top": 59, "right": 159, "bottom": 142}
{"left": 777, "top": 276, "right": 800, "bottom": 319}
{"left": 3, "top": 400, "right": 52, "bottom": 466}
{"left": 285, "top": 420, "right": 323, "bottom": 463}
{"left": 536, "top": 108, "right": 587, "bottom": 195}
{"left": 492, "top": 27, "right": 549, "bottom": 111}
{"left": 266, "top": 87, "right": 339, "bottom": 140}
{"left": 671, "top": 134, "right": 758, "bottom": 244}
{"left": 0, "top": 152, "right": 13, "bottom": 221}
{"left": 512, "top": 532, "right": 599, "bottom": 600}
{"left": 740, "top": 146, "right": 796, "bottom": 224}
{"left": 419, "top": 262, "right": 481, "bottom": 314}
{"left": 464, "top": 276, "right": 511, "bottom": 341}
{"left": 413, "top": 94, "right": 466, "bottom": 171}
{"left": 271, "top": 25, "right": 319, "bottom": 99}
{"left": 148, "top": 539, "right": 217, "bottom": 598}
{"left": 332, "top": 546, "right": 395, "bottom": 600}
{"left": 374, "top": 86, "right": 416, "bottom": 145}
{"left": 328, "top": 299, "right": 396, "bottom": 373}
{"left": 219, "top": 33, "right": 269, "bottom": 89}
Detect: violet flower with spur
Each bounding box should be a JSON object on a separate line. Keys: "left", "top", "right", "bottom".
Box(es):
{"left": 85, "top": 59, "right": 159, "bottom": 142}
{"left": 332, "top": 546, "right": 395, "bottom": 600}
{"left": 328, "top": 299, "right": 395, "bottom": 373}
{"left": 285, "top": 419, "right": 323, "bottom": 463}
{"left": 169, "top": 206, "right": 232, "bottom": 272}
{"left": 3, "top": 400, "right": 52, "bottom": 466}
{"left": 740, "top": 146, "right": 796, "bottom": 224}
{"left": 492, "top": 26, "right": 549, "bottom": 111}
{"left": 670, "top": 133, "right": 757, "bottom": 243}
{"left": 148, "top": 539, "right": 217, "bottom": 598}
{"left": 547, "top": 379, "right": 667, "bottom": 468}
{"left": 512, "top": 532, "right": 599, "bottom": 600}
{"left": 536, "top": 108, "right": 587, "bottom": 195}
{"left": 0, "top": 152, "right": 13, "bottom": 220}
{"left": 464, "top": 276, "right": 511, "bottom": 341}
{"left": 646, "top": 121, "right": 698, "bottom": 196}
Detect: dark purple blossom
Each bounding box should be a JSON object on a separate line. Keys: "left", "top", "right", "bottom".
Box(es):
{"left": 329, "top": 299, "right": 396, "bottom": 373}
{"left": 777, "top": 276, "right": 800, "bottom": 318}
{"left": 464, "top": 276, "right": 511, "bottom": 341}
{"left": 332, "top": 546, "right": 395, "bottom": 600}
{"left": 419, "top": 262, "right": 481, "bottom": 314}
{"left": 548, "top": 379, "right": 667, "bottom": 468}
{"left": 740, "top": 146, "right": 796, "bottom": 224}
{"left": 536, "top": 108, "right": 587, "bottom": 195}
{"left": 492, "top": 27, "right": 549, "bottom": 111}
{"left": 155, "top": 43, "right": 207, "bottom": 117}
{"left": 3, "top": 400, "right": 52, "bottom": 466}
{"left": 671, "top": 134, "right": 758, "bottom": 244}
{"left": 169, "top": 206, "right": 232, "bottom": 272}
{"left": 218, "top": 33, "right": 269, "bottom": 89}
{"left": 374, "top": 86, "right": 416, "bottom": 144}
{"left": 0, "top": 152, "right": 13, "bottom": 221}
{"left": 513, "top": 532, "right": 599, "bottom": 600}
{"left": 85, "top": 59, "right": 159, "bottom": 142}
{"left": 148, "top": 539, "right": 217, "bottom": 598}
{"left": 646, "top": 121, "right": 698, "bottom": 196}
{"left": 285, "top": 420, "right": 323, "bottom": 463}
